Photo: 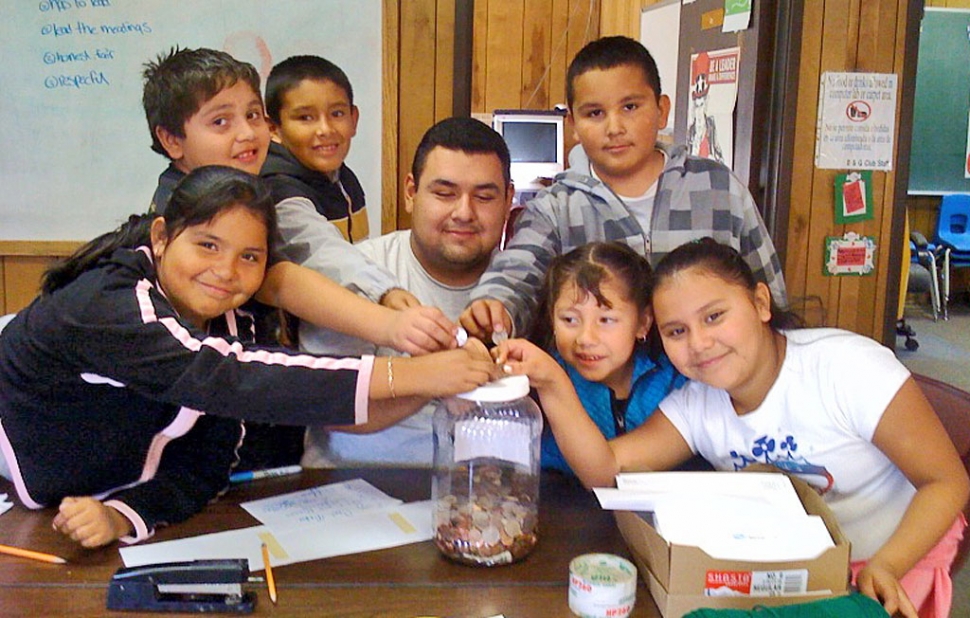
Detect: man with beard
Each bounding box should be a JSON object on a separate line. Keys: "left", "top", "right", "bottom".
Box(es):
{"left": 301, "top": 117, "right": 514, "bottom": 467}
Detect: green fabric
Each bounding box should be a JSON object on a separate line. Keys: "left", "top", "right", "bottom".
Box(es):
{"left": 682, "top": 593, "right": 887, "bottom": 617}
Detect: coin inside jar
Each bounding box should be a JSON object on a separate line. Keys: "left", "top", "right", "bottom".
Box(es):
{"left": 431, "top": 374, "right": 543, "bottom": 567}
{"left": 433, "top": 463, "right": 539, "bottom": 566}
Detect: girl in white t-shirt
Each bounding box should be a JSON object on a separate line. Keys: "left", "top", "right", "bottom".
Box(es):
{"left": 496, "top": 238, "right": 968, "bottom": 618}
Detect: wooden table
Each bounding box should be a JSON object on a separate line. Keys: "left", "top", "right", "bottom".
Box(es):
{"left": 0, "top": 468, "right": 661, "bottom": 617}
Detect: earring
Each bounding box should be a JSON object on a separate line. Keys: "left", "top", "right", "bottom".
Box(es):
{"left": 637, "top": 335, "right": 647, "bottom": 343}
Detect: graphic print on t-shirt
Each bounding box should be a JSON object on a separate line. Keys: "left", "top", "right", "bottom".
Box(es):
{"left": 730, "top": 434, "right": 834, "bottom": 493}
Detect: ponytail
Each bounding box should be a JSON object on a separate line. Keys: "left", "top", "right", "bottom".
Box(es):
{"left": 42, "top": 166, "right": 275, "bottom": 296}
{"left": 42, "top": 214, "right": 154, "bottom": 295}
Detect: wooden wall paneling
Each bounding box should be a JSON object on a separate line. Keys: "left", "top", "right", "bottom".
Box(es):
{"left": 598, "top": 0, "right": 638, "bottom": 38}
{"left": 826, "top": 0, "right": 908, "bottom": 340}
{"left": 596, "top": 0, "right": 622, "bottom": 37}
{"left": 470, "top": 0, "right": 490, "bottom": 113}
{"left": 835, "top": 0, "right": 875, "bottom": 334}
{"left": 909, "top": 195, "right": 939, "bottom": 237}
{"left": 846, "top": 0, "right": 863, "bottom": 56}
{"left": 632, "top": 0, "right": 649, "bottom": 37}
{"left": 0, "top": 242, "right": 82, "bottom": 314}
{"left": 0, "top": 242, "right": 82, "bottom": 256}
{"left": 855, "top": 164, "right": 890, "bottom": 334}
{"left": 547, "top": 0, "right": 572, "bottom": 109}
{"left": 562, "top": 0, "right": 600, "bottom": 159}
{"left": 601, "top": 0, "right": 677, "bottom": 40}
{"left": 815, "top": 3, "right": 851, "bottom": 328}
{"left": 382, "top": 0, "right": 400, "bottom": 234}
{"left": 484, "top": 1, "right": 527, "bottom": 112}
{"left": 470, "top": 1, "right": 594, "bottom": 111}
{"left": 786, "top": 1, "right": 824, "bottom": 324}
{"left": 3, "top": 258, "right": 52, "bottom": 313}
{"left": 810, "top": 4, "right": 853, "bottom": 331}
{"left": 566, "top": 0, "right": 598, "bottom": 65}
{"left": 397, "top": 0, "right": 441, "bottom": 230}
{"left": 434, "top": 0, "right": 457, "bottom": 122}
{"left": 521, "top": 0, "right": 555, "bottom": 109}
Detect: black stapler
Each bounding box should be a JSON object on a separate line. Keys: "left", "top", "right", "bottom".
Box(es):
{"left": 106, "top": 559, "right": 256, "bottom": 613}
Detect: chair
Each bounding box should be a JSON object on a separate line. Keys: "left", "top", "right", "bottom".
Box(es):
{"left": 910, "top": 231, "right": 942, "bottom": 321}
{"left": 934, "top": 194, "right": 970, "bottom": 318}
{"left": 913, "top": 373, "right": 970, "bottom": 574}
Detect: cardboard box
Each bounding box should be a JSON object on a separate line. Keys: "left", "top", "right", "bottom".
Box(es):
{"left": 614, "top": 476, "right": 850, "bottom": 618}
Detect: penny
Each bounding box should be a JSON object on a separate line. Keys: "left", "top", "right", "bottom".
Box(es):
{"left": 433, "top": 463, "right": 539, "bottom": 566}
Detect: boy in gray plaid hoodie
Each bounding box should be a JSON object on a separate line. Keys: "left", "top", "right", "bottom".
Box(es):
{"left": 462, "top": 36, "right": 786, "bottom": 339}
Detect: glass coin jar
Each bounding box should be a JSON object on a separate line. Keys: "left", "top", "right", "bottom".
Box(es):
{"left": 432, "top": 374, "right": 543, "bottom": 566}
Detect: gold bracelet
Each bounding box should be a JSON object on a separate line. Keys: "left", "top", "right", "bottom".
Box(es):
{"left": 387, "top": 357, "right": 396, "bottom": 399}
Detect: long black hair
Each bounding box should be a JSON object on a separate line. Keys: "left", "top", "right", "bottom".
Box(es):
{"left": 43, "top": 166, "right": 276, "bottom": 294}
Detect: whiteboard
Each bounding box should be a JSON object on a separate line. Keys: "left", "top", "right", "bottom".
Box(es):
{"left": 908, "top": 8, "right": 970, "bottom": 195}
{"left": 0, "top": 0, "right": 382, "bottom": 241}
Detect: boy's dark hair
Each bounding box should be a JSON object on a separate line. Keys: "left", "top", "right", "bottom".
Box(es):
{"left": 43, "top": 166, "right": 276, "bottom": 294}
{"left": 265, "top": 55, "right": 354, "bottom": 124}
{"left": 652, "top": 238, "right": 801, "bottom": 331}
{"left": 566, "top": 36, "right": 662, "bottom": 107}
{"left": 142, "top": 48, "right": 262, "bottom": 158}
{"left": 411, "top": 117, "right": 512, "bottom": 188}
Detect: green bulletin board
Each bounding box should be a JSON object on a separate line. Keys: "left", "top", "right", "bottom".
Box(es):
{"left": 908, "top": 7, "right": 970, "bottom": 195}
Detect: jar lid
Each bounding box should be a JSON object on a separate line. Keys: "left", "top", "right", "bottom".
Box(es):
{"left": 456, "top": 374, "right": 530, "bottom": 402}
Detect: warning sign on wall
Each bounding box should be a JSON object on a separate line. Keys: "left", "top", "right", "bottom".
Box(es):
{"left": 815, "top": 72, "right": 897, "bottom": 171}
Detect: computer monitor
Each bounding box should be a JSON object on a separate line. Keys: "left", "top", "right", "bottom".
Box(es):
{"left": 492, "top": 109, "right": 566, "bottom": 194}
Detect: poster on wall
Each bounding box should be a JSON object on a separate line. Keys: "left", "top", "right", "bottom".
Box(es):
{"left": 815, "top": 72, "right": 897, "bottom": 171}
{"left": 687, "top": 46, "right": 739, "bottom": 169}
{"left": 722, "top": 0, "right": 752, "bottom": 32}
{"left": 823, "top": 232, "right": 877, "bottom": 276}
{"left": 834, "top": 171, "right": 874, "bottom": 224}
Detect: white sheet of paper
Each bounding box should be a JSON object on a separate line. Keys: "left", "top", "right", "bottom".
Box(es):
{"left": 240, "top": 478, "right": 401, "bottom": 527}
{"left": 655, "top": 509, "right": 834, "bottom": 562}
{"left": 593, "top": 488, "right": 666, "bottom": 511}
{"left": 613, "top": 472, "right": 806, "bottom": 516}
{"left": 0, "top": 493, "right": 11, "bottom": 517}
{"left": 599, "top": 472, "right": 833, "bottom": 562}
{"left": 593, "top": 489, "right": 802, "bottom": 518}
{"left": 120, "top": 500, "right": 433, "bottom": 570}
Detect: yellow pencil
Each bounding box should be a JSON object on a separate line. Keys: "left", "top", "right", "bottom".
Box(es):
{"left": 0, "top": 543, "right": 67, "bottom": 565}
{"left": 261, "top": 542, "right": 277, "bottom": 604}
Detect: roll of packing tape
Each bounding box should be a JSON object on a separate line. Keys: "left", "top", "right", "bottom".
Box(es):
{"left": 568, "top": 553, "right": 637, "bottom": 618}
